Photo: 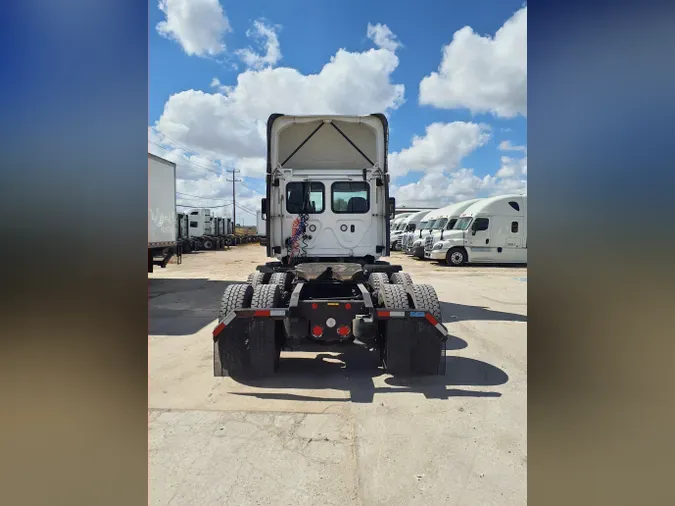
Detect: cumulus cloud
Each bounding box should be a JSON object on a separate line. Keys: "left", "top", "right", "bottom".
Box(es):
{"left": 153, "top": 27, "right": 405, "bottom": 178}
{"left": 391, "top": 167, "right": 526, "bottom": 207}
{"left": 236, "top": 20, "right": 282, "bottom": 69}
{"left": 499, "top": 140, "right": 527, "bottom": 152}
{"left": 156, "top": 0, "right": 232, "bottom": 57}
{"left": 419, "top": 6, "right": 527, "bottom": 117}
{"left": 367, "top": 23, "right": 402, "bottom": 52}
{"left": 389, "top": 122, "right": 490, "bottom": 179}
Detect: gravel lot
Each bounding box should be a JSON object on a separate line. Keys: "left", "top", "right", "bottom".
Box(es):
{"left": 149, "top": 245, "right": 527, "bottom": 506}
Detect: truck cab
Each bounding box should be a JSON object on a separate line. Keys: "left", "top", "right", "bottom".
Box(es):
{"left": 263, "top": 115, "right": 393, "bottom": 264}
{"left": 421, "top": 199, "right": 482, "bottom": 258}
{"left": 427, "top": 194, "right": 527, "bottom": 265}
{"left": 394, "top": 210, "right": 431, "bottom": 251}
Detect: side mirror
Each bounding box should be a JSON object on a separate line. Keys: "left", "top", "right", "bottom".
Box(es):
{"left": 471, "top": 229, "right": 477, "bottom": 236}
{"left": 388, "top": 197, "right": 396, "bottom": 219}
{"left": 261, "top": 198, "right": 267, "bottom": 220}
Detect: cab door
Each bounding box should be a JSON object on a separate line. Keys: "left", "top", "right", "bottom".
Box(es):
{"left": 467, "top": 216, "right": 493, "bottom": 262}
{"left": 330, "top": 181, "right": 374, "bottom": 254}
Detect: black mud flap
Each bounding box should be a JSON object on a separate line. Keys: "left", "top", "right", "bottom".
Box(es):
{"left": 213, "top": 309, "right": 287, "bottom": 377}
{"left": 377, "top": 311, "right": 448, "bottom": 376}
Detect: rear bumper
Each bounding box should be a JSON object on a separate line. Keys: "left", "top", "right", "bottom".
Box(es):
{"left": 212, "top": 307, "right": 448, "bottom": 376}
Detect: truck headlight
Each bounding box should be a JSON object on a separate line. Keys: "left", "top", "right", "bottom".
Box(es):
{"left": 433, "top": 242, "right": 444, "bottom": 250}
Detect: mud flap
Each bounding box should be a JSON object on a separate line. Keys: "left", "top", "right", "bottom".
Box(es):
{"left": 384, "top": 319, "right": 446, "bottom": 376}
{"left": 213, "top": 317, "right": 277, "bottom": 377}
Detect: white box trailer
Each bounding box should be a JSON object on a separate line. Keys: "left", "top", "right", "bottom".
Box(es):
{"left": 148, "top": 153, "right": 177, "bottom": 272}
{"left": 427, "top": 194, "right": 527, "bottom": 265}
{"left": 257, "top": 210, "right": 267, "bottom": 245}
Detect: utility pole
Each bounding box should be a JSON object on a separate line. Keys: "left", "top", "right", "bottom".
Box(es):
{"left": 227, "top": 169, "right": 241, "bottom": 232}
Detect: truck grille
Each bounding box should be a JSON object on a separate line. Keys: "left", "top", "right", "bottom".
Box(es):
{"left": 424, "top": 235, "right": 435, "bottom": 251}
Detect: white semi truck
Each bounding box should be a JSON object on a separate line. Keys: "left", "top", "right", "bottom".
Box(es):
{"left": 213, "top": 114, "right": 449, "bottom": 379}
{"left": 390, "top": 210, "right": 431, "bottom": 251}
{"left": 426, "top": 194, "right": 527, "bottom": 265}
{"left": 148, "top": 153, "right": 177, "bottom": 272}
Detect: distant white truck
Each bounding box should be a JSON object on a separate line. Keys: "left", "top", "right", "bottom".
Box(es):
{"left": 148, "top": 153, "right": 177, "bottom": 272}
{"left": 426, "top": 194, "right": 527, "bottom": 265}
{"left": 403, "top": 204, "right": 455, "bottom": 258}
{"left": 390, "top": 210, "right": 431, "bottom": 251}
{"left": 419, "top": 199, "right": 482, "bottom": 258}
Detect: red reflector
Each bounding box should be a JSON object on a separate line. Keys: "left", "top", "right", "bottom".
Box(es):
{"left": 311, "top": 325, "right": 323, "bottom": 337}
{"left": 345, "top": 303, "right": 352, "bottom": 310}
{"left": 213, "top": 322, "right": 225, "bottom": 336}
{"left": 312, "top": 303, "right": 318, "bottom": 310}
{"left": 377, "top": 310, "right": 390, "bottom": 318}
{"left": 254, "top": 310, "right": 270, "bottom": 317}
{"left": 337, "top": 325, "right": 350, "bottom": 337}
{"left": 425, "top": 313, "right": 438, "bottom": 326}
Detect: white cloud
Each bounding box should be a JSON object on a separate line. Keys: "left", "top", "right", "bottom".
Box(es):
{"left": 236, "top": 20, "right": 282, "bottom": 69}
{"left": 498, "top": 140, "right": 527, "bottom": 152}
{"left": 389, "top": 122, "right": 490, "bottom": 179}
{"left": 367, "top": 23, "right": 402, "bottom": 52}
{"left": 156, "top": 0, "right": 231, "bottom": 57}
{"left": 153, "top": 27, "right": 405, "bottom": 178}
{"left": 495, "top": 155, "right": 527, "bottom": 178}
{"left": 391, "top": 167, "right": 526, "bottom": 207}
{"left": 419, "top": 6, "right": 527, "bottom": 117}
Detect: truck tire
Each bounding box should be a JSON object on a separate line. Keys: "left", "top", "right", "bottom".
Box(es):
{"left": 269, "top": 271, "right": 293, "bottom": 292}
{"left": 203, "top": 239, "right": 214, "bottom": 250}
{"left": 369, "top": 272, "right": 390, "bottom": 292}
{"left": 247, "top": 271, "right": 270, "bottom": 287}
{"left": 248, "top": 284, "right": 282, "bottom": 375}
{"left": 390, "top": 272, "right": 413, "bottom": 286}
{"left": 377, "top": 283, "right": 410, "bottom": 309}
{"left": 218, "top": 283, "right": 254, "bottom": 321}
{"left": 446, "top": 247, "right": 466, "bottom": 266}
{"left": 407, "top": 284, "right": 442, "bottom": 322}
{"left": 216, "top": 283, "right": 254, "bottom": 378}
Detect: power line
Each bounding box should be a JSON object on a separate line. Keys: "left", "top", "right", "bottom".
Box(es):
{"left": 176, "top": 192, "right": 231, "bottom": 202}
{"left": 149, "top": 141, "right": 223, "bottom": 176}
{"left": 227, "top": 169, "right": 242, "bottom": 228}
{"left": 153, "top": 131, "right": 222, "bottom": 166}
{"left": 235, "top": 203, "right": 257, "bottom": 215}
{"left": 176, "top": 203, "right": 233, "bottom": 209}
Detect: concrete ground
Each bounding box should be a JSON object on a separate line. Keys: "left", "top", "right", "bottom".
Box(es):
{"left": 149, "top": 245, "right": 527, "bottom": 506}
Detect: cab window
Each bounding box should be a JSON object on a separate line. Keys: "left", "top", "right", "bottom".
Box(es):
{"left": 332, "top": 182, "right": 370, "bottom": 214}
{"left": 286, "top": 182, "right": 324, "bottom": 214}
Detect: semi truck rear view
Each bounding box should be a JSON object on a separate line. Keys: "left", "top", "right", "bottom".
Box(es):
{"left": 213, "top": 114, "right": 449, "bottom": 379}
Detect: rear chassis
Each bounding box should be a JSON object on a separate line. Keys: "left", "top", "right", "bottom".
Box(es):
{"left": 213, "top": 261, "right": 449, "bottom": 378}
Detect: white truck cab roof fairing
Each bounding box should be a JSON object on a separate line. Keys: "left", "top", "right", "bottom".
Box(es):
{"left": 265, "top": 114, "right": 390, "bottom": 262}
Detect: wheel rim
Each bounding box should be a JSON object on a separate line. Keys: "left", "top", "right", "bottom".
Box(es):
{"left": 450, "top": 251, "right": 463, "bottom": 265}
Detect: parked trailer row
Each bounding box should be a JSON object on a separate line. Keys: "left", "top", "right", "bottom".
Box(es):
{"left": 397, "top": 194, "right": 527, "bottom": 266}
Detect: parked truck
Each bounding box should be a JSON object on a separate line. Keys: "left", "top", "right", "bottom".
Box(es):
{"left": 390, "top": 210, "right": 431, "bottom": 251}
{"left": 212, "top": 114, "right": 449, "bottom": 379}
{"left": 188, "top": 208, "right": 225, "bottom": 250}
{"left": 426, "top": 194, "right": 527, "bottom": 265}
{"left": 148, "top": 153, "right": 177, "bottom": 273}
{"left": 418, "top": 199, "right": 483, "bottom": 258}
{"left": 176, "top": 212, "right": 193, "bottom": 253}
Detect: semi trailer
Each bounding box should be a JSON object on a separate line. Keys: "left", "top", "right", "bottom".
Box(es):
{"left": 212, "top": 114, "right": 449, "bottom": 379}
{"left": 148, "top": 153, "right": 177, "bottom": 272}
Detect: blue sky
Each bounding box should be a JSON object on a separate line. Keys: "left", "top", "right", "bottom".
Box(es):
{"left": 149, "top": 0, "right": 527, "bottom": 223}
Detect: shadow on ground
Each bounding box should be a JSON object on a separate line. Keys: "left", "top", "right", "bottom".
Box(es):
{"left": 149, "top": 278, "right": 237, "bottom": 335}
{"left": 230, "top": 339, "right": 508, "bottom": 404}
{"left": 440, "top": 301, "right": 527, "bottom": 323}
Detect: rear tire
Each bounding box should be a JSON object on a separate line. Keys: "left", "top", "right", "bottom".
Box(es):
{"left": 407, "top": 284, "right": 442, "bottom": 321}
{"left": 369, "top": 272, "right": 390, "bottom": 292}
{"left": 203, "top": 239, "right": 214, "bottom": 250}
{"left": 390, "top": 272, "right": 413, "bottom": 286}
{"left": 446, "top": 247, "right": 466, "bottom": 266}
{"left": 249, "top": 284, "right": 282, "bottom": 375}
{"left": 218, "top": 284, "right": 254, "bottom": 321}
{"left": 269, "top": 271, "right": 293, "bottom": 292}
{"left": 247, "top": 271, "right": 270, "bottom": 287}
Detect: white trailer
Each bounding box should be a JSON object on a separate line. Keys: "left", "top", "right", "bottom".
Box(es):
{"left": 148, "top": 153, "right": 177, "bottom": 272}
{"left": 257, "top": 210, "right": 267, "bottom": 246}
{"left": 427, "top": 194, "right": 527, "bottom": 265}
